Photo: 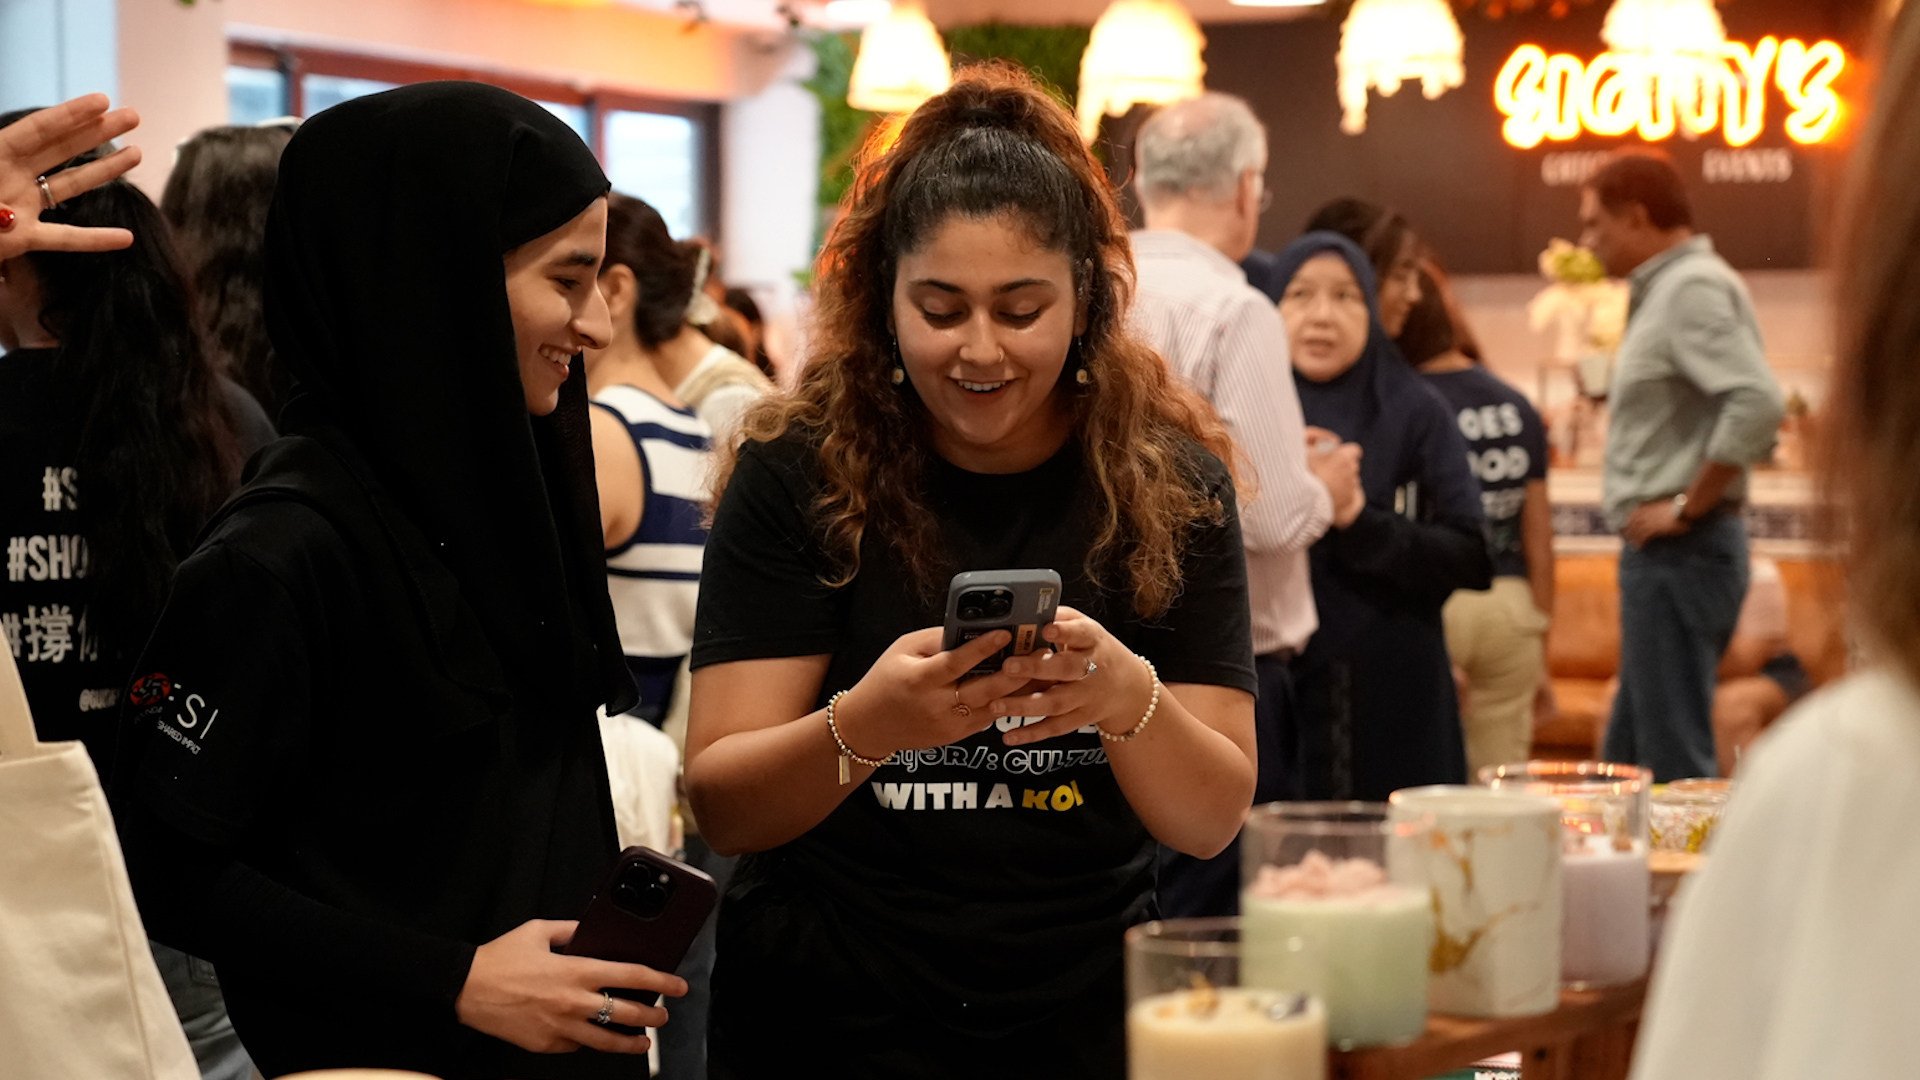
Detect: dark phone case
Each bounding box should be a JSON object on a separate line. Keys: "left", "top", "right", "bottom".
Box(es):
{"left": 564, "top": 846, "right": 717, "bottom": 1023}
{"left": 941, "top": 569, "right": 1063, "bottom": 677}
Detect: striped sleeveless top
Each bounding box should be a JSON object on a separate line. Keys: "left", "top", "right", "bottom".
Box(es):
{"left": 590, "top": 384, "right": 713, "bottom": 719}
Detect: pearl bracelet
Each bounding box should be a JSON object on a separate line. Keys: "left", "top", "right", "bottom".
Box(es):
{"left": 826, "top": 689, "right": 888, "bottom": 785}
{"left": 1098, "top": 655, "right": 1160, "bottom": 743}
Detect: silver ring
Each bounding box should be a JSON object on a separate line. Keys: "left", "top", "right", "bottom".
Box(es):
{"left": 1085, "top": 658, "right": 1099, "bottom": 678}
{"left": 592, "top": 989, "right": 614, "bottom": 1026}
{"left": 35, "top": 175, "right": 56, "bottom": 212}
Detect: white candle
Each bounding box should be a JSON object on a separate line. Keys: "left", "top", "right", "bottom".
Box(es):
{"left": 1241, "top": 886, "right": 1430, "bottom": 1048}
{"left": 1128, "top": 988, "right": 1327, "bottom": 1080}
{"left": 1560, "top": 836, "right": 1650, "bottom": 987}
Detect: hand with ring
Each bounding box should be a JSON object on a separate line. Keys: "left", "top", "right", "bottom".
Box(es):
{"left": 988, "top": 606, "right": 1156, "bottom": 746}
{"left": 454, "top": 919, "right": 687, "bottom": 1055}
{"left": 0, "top": 95, "right": 143, "bottom": 263}
{"left": 830, "top": 626, "right": 1034, "bottom": 762}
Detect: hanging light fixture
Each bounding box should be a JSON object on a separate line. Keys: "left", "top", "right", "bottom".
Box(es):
{"left": 1601, "top": 0, "right": 1726, "bottom": 131}
{"left": 1336, "top": 0, "right": 1466, "bottom": 135}
{"left": 847, "top": 0, "right": 952, "bottom": 114}
{"left": 1076, "top": 0, "right": 1207, "bottom": 141}
{"left": 1601, "top": 0, "right": 1726, "bottom": 59}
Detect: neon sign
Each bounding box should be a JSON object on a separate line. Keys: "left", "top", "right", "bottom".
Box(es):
{"left": 1494, "top": 38, "right": 1846, "bottom": 149}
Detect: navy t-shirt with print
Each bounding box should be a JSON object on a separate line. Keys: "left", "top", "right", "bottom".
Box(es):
{"left": 1423, "top": 367, "right": 1547, "bottom": 579}
{"left": 691, "top": 433, "right": 1255, "bottom": 1046}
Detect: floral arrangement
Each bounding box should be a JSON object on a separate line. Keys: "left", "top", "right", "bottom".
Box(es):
{"left": 1528, "top": 239, "right": 1629, "bottom": 393}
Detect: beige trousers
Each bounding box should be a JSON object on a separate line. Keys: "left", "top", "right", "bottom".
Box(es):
{"left": 1443, "top": 576, "right": 1549, "bottom": 777}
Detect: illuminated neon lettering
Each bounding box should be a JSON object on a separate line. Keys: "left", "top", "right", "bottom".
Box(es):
{"left": 1492, "top": 38, "right": 1847, "bottom": 149}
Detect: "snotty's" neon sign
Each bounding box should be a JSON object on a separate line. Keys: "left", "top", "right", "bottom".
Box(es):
{"left": 1494, "top": 37, "right": 1847, "bottom": 150}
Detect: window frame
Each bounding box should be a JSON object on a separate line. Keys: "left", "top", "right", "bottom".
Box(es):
{"left": 227, "top": 41, "right": 723, "bottom": 239}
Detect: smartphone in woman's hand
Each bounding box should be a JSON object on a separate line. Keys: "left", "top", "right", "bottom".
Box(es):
{"left": 941, "top": 569, "right": 1062, "bottom": 677}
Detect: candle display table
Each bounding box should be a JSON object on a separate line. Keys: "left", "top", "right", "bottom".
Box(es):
{"left": 1329, "top": 978, "right": 1647, "bottom": 1080}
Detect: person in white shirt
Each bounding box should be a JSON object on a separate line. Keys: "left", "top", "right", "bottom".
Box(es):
{"left": 1630, "top": 6, "right": 1920, "bottom": 1077}
{"left": 1128, "top": 93, "right": 1363, "bottom": 916}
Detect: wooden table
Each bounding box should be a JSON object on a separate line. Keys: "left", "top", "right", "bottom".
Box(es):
{"left": 1330, "top": 979, "right": 1647, "bottom": 1080}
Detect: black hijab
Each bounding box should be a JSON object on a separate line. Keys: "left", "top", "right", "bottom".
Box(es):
{"left": 1270, "top": 231, "right": 1400, "bottom": 449}
{"left": 264, "top": 81, "right": 632, "bottom": 715}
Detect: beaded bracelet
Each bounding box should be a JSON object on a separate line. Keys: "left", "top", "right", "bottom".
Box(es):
{"left": 826, "top": 689, "right": 889, "bottom": 784}
{"left": 1098, "top": 655, "right": 1160, "bottom": 743}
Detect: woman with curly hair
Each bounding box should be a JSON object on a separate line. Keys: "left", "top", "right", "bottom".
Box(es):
{"left": 685, "top": 65, "right": 1258, "bottom": 1075}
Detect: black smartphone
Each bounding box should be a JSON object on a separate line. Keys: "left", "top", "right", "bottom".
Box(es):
{"left": 941, "top": 569, "right": 1063, "bottom": 677}
{"left": 563, "top": 846, "right": 717, "bottom": 1023}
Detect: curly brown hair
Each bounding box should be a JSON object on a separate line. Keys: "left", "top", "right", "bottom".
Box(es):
{"left": 713, "top": 63, "right": 1233, "bottom": 617}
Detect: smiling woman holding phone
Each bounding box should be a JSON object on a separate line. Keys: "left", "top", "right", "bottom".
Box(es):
{"left": 685, "top": 65, "right": 1258, "bottom": 1076}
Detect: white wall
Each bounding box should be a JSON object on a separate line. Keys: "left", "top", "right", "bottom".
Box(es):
{"left": 0, "top": 0, "right": 118, "bottom": 110}
{"left": 720, "top": 43, "right": 822, "bottom": 376}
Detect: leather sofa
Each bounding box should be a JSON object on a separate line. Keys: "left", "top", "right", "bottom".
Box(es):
{"left": 1533, "top": 553, "right": 1850, "bottom": 758}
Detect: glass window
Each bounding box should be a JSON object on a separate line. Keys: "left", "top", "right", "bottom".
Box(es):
{"left": 537, "top": 101, "right": 591, "bottom": 144}
{"left": 302, "top": 74, "right": 399, "bottom": 118}
{"left": 603, "top": 110, "right": 701, "bottom": 238}
{"left": 227, "top": 66, "right": 289, "bottom": 125}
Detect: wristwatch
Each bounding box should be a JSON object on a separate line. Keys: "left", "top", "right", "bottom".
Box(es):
{"left": 1670, "top": 493, "right": 1692, "bottom": 523}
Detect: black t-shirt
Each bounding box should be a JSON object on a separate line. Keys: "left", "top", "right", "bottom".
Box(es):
{"left": 1423, "top": 367, "right": 1547, "bottom": 579}
{"left": 0, "top": 347, "right": 272, "bottom": 771}
{"left": 691, "top": 434, "right": 1255, "bottom": 1040}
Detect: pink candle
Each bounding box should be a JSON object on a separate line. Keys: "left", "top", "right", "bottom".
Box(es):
{"left": 1561, "top": 836, "right": 1649, "bottom": 987}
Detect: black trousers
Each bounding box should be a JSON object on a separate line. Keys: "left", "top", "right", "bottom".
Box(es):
{"left": 1154, "top": 651, "right": 1296, "bottom": 918}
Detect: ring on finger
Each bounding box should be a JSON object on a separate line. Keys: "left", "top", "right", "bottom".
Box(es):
{"left": 592, "top": 989, "right": 614, "bottom": 1026}
{"left": 35, "top": 175, "right": 57, "bottom": 212}
{"left": 953, "top": 685, "right": 971, "bottom": 718}
{"left": 1084, "top": 657, "right": 1099, "bottom": 678}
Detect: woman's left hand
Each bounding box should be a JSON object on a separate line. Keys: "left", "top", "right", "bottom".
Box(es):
{"left": 987, "top": 606, "right": 1156, "bottom": 746}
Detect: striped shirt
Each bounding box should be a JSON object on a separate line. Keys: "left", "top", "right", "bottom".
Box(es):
{"left": 591, "top": 384, "right": 713, "bottom": 715}
{"left": 1129, "top": 229, "right": 1333, "bottom": 655}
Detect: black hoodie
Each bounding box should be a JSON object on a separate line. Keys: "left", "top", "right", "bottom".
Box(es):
{"left": 114, "top": 82, "right": 635, "bottom": 1079}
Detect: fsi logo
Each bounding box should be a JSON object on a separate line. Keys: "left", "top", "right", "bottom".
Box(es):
{"left": 131, "top": 672, "right": 223, "bottom": 753}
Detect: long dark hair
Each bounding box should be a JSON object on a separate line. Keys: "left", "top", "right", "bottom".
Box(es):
{"left": 602, "top": 192, "right": 702, "bottom": 349}
{"left": 162, "top": 124, "right": 295, "bottom": 417}
{"left": 4, "top": 111, "right": 243, "bottom": 653}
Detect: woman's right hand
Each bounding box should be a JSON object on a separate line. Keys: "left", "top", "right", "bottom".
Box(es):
{"left": 833, "top": 627, "right": 1030, "bottom": 759}
{"left": 0, "top": 95, "right": 142, "bottom": 261}
{"left": 454, "top": 920, "right": 688, "bottom": 1055}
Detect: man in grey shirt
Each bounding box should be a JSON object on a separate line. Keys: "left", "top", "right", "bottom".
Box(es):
{"left": 1579, "top": 150, "right": 1785, "bottom": 781}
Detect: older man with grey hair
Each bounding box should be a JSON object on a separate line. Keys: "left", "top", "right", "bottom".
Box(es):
{"left": 1130, "top": 93, "right": 1364, "bottom": 918}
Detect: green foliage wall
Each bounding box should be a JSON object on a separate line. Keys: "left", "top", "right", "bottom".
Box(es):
{"left": 805, "top": 23, "right": 1091, "bottom": 214}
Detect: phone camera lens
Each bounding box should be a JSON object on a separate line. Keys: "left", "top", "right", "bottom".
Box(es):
{"left": 988, "top": 590, "right": 1013, "bottom": 618}
{"left": 959, "top": 603, "right": 983, "bottom": 621}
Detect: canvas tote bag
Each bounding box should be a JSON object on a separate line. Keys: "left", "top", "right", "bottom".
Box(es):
{"left": 0, "top": 647, "right": 196, "bottom": 1079}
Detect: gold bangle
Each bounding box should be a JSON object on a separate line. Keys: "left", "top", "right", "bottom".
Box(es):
{"left": 1098, "top": 655, "right": 1160, "bottom": 743}
{"left": 826, "top": 689, "right": 888, "bottom": 784}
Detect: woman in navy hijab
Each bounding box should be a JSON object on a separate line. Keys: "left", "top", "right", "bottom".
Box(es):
{"left": 1272, "top": 231, "right": 1492, "bottom": 800}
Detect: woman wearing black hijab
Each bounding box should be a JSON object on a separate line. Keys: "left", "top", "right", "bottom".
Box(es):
{"left": 1271, "top": 231, "right": 1492, "bottom": 800}
{"left": 114, "top": 83, "right": 686, "bottom": 1079}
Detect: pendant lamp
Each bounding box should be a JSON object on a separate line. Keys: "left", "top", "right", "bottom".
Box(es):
{"left": 847, "top": 1, "right": 953, "bottom": 114}
{"left": 1336, "top": 0, "right": 1467, "bottom": 134}
{"left": 1076, "top": 0, "right": 1207, "bottom": 141}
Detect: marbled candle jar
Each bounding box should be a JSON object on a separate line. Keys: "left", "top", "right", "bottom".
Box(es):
{"left": 1389, "top": 786, "right": 1564, "bottom": 1019}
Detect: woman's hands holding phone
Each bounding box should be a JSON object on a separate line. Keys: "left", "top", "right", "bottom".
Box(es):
{"left": 455, "top": 919, "right": 687, "bottom": 1055}
{"left": 987, "top": 606, "right": 1155, "bottom": 746}
{"left": 834, "top": 628, "right": 1033, "bottom": 758}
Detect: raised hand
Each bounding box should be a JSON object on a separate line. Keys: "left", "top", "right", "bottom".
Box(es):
{"left": 0, "top": 94, "right": 142, "bottom": 262}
